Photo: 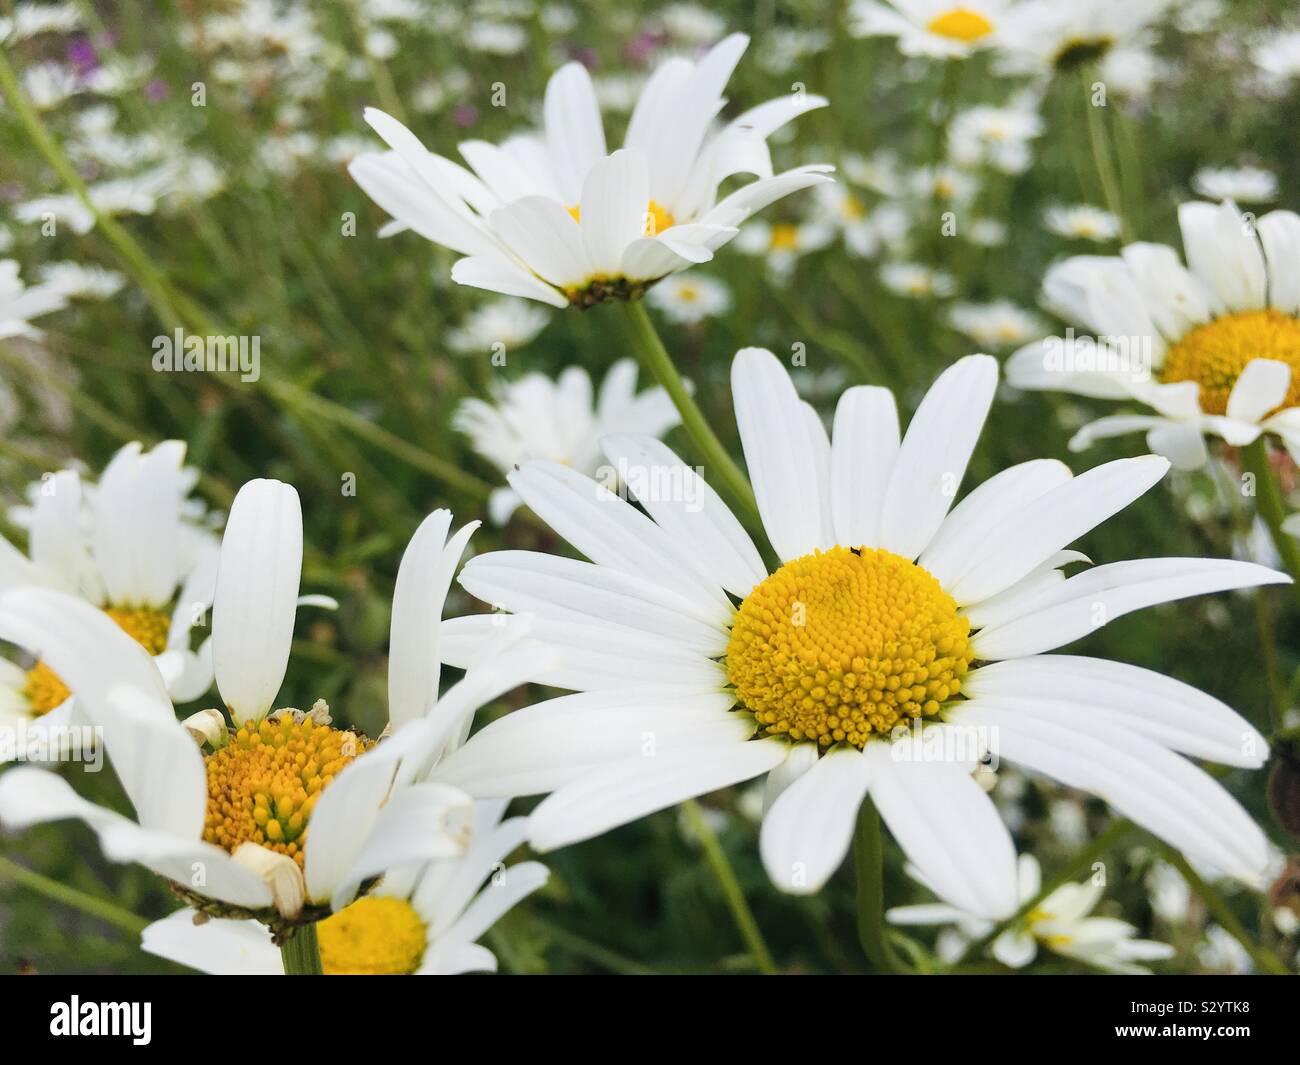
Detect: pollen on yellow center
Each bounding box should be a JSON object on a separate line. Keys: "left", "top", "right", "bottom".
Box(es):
{"left": 926, "top": 8, "right": 994, "bottom": 43}
{"left": 22, "top": 604, "right": 172, "bottom": 716}
{"left": 202, "top": 716, "right": 371, "bottom": 868}
{"left": 317, "top": 896, "right": 427, "bottom": 975}
{"left": 567, "top": 199, "right": 676, "bottom": 236}
{"left": 770, "top": 223, "right": 802, "bottom": 251}
{"left": 1159, "top": 309, "right": 1300, "bottom": 417}
{"left": 726, "top": 546, "right": 973, "bottom": 748}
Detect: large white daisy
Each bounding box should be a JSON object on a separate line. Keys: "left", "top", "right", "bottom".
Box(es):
{"left": 0, "top": 441, "right": 220, "bottom": 743}
{"left": 0, "top": 479, "right": 550, "bottom": 928}
{"left": 1007, "top": 199, "right": 1300, "bottom": 469}
{"left": 141, "top": 800, "right": 547, "bottom": 975}
{"left": 433, "top": 350, "right": 1283, "bottom": 920}
{"left": 348, "top": 34, "right": 832, "bottom": 308}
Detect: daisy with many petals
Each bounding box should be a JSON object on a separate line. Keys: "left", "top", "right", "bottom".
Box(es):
{"left": 348, "top": 33, "right": 832, "bottom": 307}
{"left": 454, "top": 359, "right": 679, "bottom": 524}
{"left": 1007, "top": 199, "right": 1300, "bottom": 469}
{"left": 433, "top": 350, "right": 1282, "bottom": 920}
{"left": 1, "top": 441, "right": 220, "bottom": 744}
{"left": 142, "top": 800, "right": 547, "bottom": 975}
{"left": 888, "top": 855, "right": 1176, "bottom": 973}
{"left": 0, "top": 480, "right": 549, "bottom": 929}
{"left": 849, "top": 0, "right": 1012, "bottom": 58}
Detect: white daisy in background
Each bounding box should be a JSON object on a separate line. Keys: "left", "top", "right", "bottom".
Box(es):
{"left": 446, "top": 298, "right": 551, "bottom": 356}
{"left": 881, "top": 261, "right": 957, "bottom": 298}
{"left": 948, "top": 101, "right": 1044, "bottom": 176}
{"left": 734, "top": 218, "right": 835, "bottom": 278}
{"left": 38, "top": 262, "right": 127, "bottom": 302}
{"left": 454, "top": 360, "right": 679, "bottom": 525}
{"left": 141, "top": 801, "right": 547, "bottom": 975}
{"left": 1198, "top": 924, "right": 1253, "bottom": 973}
{"left": 0, "top": 2, "right": 80, "bottom": 42}
{"left": 966, "top": 217, "right": 1008, "bottom": 247}
{"left": 349, "top": 34, "right": 832, "bottom": 307}
{"left": 993, "top": 0, "right": 1171, "bottom": 77}
{"left": 0, "top": 442, "right": 220, "bottom": 741}
{"left": 432, "top": 350, "right": 1281, "bottom": 920}
{"left": 0, "top": 480, "right": 551, "bottom": 926}
{"left": 647, "top": 273, "right": 733, "bottom": 325}
{"left": 0, "top": 259, "right": 68, "bottom": 339}
{"left": 1043, "top": 204, "right": 1121, "bottom": 243}
{"left": 850, "top": 0, "right": 1013, "bottom": 59}
{"left": 909, "top": 164, "right": 979, "bottom": 210}
{"left": 813, "top": 184, "right": 907, "bottom": 259}
{"left": 1253, "top": 29, "right": 1300, "bottom": 90}
{"left": 948, "top": 300, "right": 1046, "bottom": 348}
{"left": 1145, "top": 859, "right": 1191, "bottom": 923}
{"left": 659, "top": 2, "right": 728, "bottom": 45}
{"left": 20, "top": 60, "right": 79, "bottom": 110}
{"left": 1007, "top": 199, "right": 1300, "bottom": 469}
{"left": 889, "top": 855, "right": 1176, "bottom": 973}
{"left": 1192, "top": 166, "right": 1278, "bottom": 204}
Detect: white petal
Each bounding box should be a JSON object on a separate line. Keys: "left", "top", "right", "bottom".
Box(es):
{"left": 543, "top": 61, "right": 607, "bottom": 206}
{"left": 1258, "top": 210, "right": 1300, "bottom": 314}
{"left": 142, "top": 911, "right": 281, "bottom": 975}
{"left": 450, "top": 253, "right": 568, "bottom": 307}
{"left": 1178, "top": 201, "right": 1267, "bottom": 313}
{"left": 1146, "top": 420, "right": 1211, "bottom": 469}
{"left": 212, "top": 480, "right": 302, "bottom": 724}
{"left": 830, "top": 386, "right": 900, "bottom": 549}
{"left": 488, "top": 196, "right": 591, "bottom": 288}
{"left": 435, "top": 861, "right": 548, "bottom": 950}
{"left": 1226, "top": 359, "right": 1291, "bottom": 424}
{"left": 579, "top": 148, "right": 650, "bottom": 274}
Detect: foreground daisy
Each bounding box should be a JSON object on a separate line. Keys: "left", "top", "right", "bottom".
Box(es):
{"left": 142, "top": 801, "right": 547, "bottom": 974}
{"left": 454, "top": 360, "right": 679, "bottom": 524}
{"left": 349, "top": 34, "right": 832, "bottom": 307}
{"left": 433, "top": 350, "right": 1281, "bottom": 919}
{"left": 1007, "top": 199, "right": 1300, "bottom": 468}
{"left": 1, "top": 441, "right": 219, "bottom": 741}
{"left": 850, "top": 0, "right": 1011, "bottom": 58}
{"left": 0, "top": 480, "right": 547, "bottom": 930}
{"left": 888, "top": 855, "right": 1176, "bottom": 973}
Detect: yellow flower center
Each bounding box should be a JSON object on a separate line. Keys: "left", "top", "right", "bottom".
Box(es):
{"left": 22, "top": 605, "right": 172, "bottom": 716}
{"left": 926, "top": 8, "right": 994, "bottom": 43}
{"left": 567, "top": 199, "right": 676, "bottom": 236}
{"left": 770, "top": 223, "right": 801, "bottom": 251}
{"left": 317, "top": 896, "right": 427, "bottom": 975}
{"left": 1159, "top": 309, "right": 1300, "bottom": 417}
{"left": 202, "top": 716, "right": 371, "bottom": 868}
{"left": 726, "top": 547, "right": 973, "bottom": 748}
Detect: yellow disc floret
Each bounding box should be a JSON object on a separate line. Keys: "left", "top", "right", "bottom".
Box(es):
{"left": 1160, "top": 309, "right": 1300, "bottom": 416}
{"left": 926, "top": 8, "right": 994, "bottom": 43}
{"left": 317, "top": 896, "right": 427, "bottom": 975}
{"left": 22, "top": 604, "right": 172, "bottom": 716}
{"left": 203, "top": 715, "right": 370, "bottom": 867}
{"left": 726, "top": 546, "right": 973, "bottom": 748}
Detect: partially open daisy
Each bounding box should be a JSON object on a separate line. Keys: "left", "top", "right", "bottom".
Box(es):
{"left": 348, "top": 33, "right": 832, "bottom": 307}
{"left": 888, "top": 854, "right": 1176, "bottom": 973}
{"left": 850, "top": 0, "right": 1010, "bottom": 59}
{"left": 454, "top": 360, "right": 679, "bottom": 525}
{"left": 1, "top": 441, "right": 220, "bottom": 743}
{"left": 1007, "top": 199, "right": 1300, "bottom": 469}
{"left": 0, "top": 480, "right": 548, "bottom": 931}
{"left": 434, "top": 350, "right": 1282, "bottom": 919}
{"left": 141, "top": 800, "right": 547, "bottom": 975}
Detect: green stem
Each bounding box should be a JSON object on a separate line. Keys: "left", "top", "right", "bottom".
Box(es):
{"left": 0, "top": 854, "right": 147, "bottom": 936}
{"left": 1157, "top": 845, "right": 1290, "bottom": 976}
{"left": 681, "top": 798, "right": 778, "bottom": 974}
{"left": 953, "top": 818, "right": 1135, "bottom": 967}
{"left": 852, "top": 799, "right": 900, "bottom": 972}
{"left": 1081, "top": 67, "right": 1134, "bottom": 243}
{"left": 1241, "top": 437, "right": 1300, "bottom": 607}
{"left": 621, "top": 300, "right": 759, "bottom": 523}
{"left": 280, "top": 922, "right": 324, "bottom": 975}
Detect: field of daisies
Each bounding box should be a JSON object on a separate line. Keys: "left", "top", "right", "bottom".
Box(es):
{"left": 2, "top": 0, "right": 1300, "bottom": 979}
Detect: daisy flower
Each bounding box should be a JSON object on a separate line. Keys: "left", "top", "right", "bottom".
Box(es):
{"left": 889, "top": 855, "right": 1176, "bottom": 973}
{"left": 1007, "top": 199, "right": 1300, "bottom": 469}
{"left": 734, "top": 218, "right": 835, "bottom": 278}
{"left": 849, "top": 0, "right": 1013, "bottom": 59}
{"left": 993, "top": 0, "right": 1171, "bottom": 77}
{"left": 0, "top": 480, "right": 549, "bottom": 929}
{"left": 0, "top": 259, "right": 68, "bottom": 340}
{"left": 454, "top": 360, "right": 680, "bottom": 524}
{"left": 141, "top": 800, "right": 547, "bottom": 975}
{"left": 1192, "top": 166, "right": 1278, "bottom": 204}
{"left": 348, "top": 34, "right": 832, "bottom": 308}
{"left": 445, "top": 298, "right": 551, "bottom": 356}
{"left": 947, "top": 102, "right": 1044, "bottom": 176}
{"left": 1043, "top": 204, "right": 1121, "bottom": 243}
{"left": 881, "top": 261, "right": 956, "bottom": 298}
{"left": 1253, "top": 29, "right": 1300, "bottom": 89}
{"left": 647, "top": 273, "right": 733, "bottom": 325}
{"left": 948, "top": 300, "right": 1046, "bottom": 347}
{"left": 432, "top": 350, "right": 1282, "bottom": 919}
{"left": 0, "top": 441, "right": 220, "bottom": 741}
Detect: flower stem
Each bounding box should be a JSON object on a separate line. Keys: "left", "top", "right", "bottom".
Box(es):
{"left": 280, "top": 922, "right": 324, "bottom": 975}
{"left": 1157, "top": 845, "right": 1290, "bottom": 976}
{"left": 1080, "top": 67, "right": 1134, "bottom": 243}
{"left": 852, "top": 799, "right": 900, "bottom": 973}
{"left": 621, "top": 300, "right": 759, "bottom": 523}
{"left": 681, "top": 798, "right": 778, "bottom": 974}
{"left": 1240, "top": 437, "right": 1300, "bottom": 607}
{"left": 0, "top": 854, "right": 147, "bottom": 936}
